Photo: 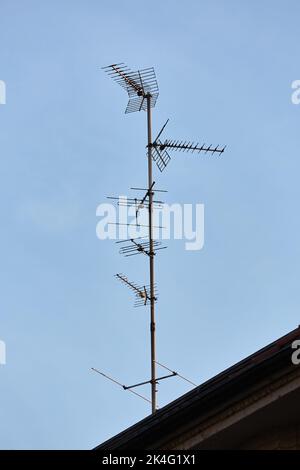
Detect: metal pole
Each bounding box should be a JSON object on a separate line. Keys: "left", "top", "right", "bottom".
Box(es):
{"left": 146, "top": 93, "right": 156, "bottom": 413}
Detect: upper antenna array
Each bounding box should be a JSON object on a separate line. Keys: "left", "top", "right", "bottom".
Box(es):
{"left": 102, "top": 63, "right": 159, "bottom": 113}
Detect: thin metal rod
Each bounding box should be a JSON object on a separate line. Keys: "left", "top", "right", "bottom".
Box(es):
{"left": 91, "top": 367, "right": 151, "bottom": 404}
{"left": 124, "top": 378, "right": 153, "bottom": 390}
{"left": 155, "top": 361, "right": 197, "bottom": 387}
{"left": 130, "top": 186, "right": 168, "bottom": 193}
{"left": 154, "top": 118, "right": 169, "bottom": 143}
{"left": 147, "top": 93, "right": 156, "bottom": 414}
{"left": 124, "top": 372, "right": 177, "bottom": 390}
{"left": 108, "top": 222, "right": 164, "bottom": 229}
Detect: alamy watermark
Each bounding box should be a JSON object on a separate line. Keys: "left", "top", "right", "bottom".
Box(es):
{"left": 0, "top": 80, "right": 6, "bottom": 360}
{"left": 96, "top": 197, "right": 204, "bottom": 251}
{"left": 0, "top": 80, "right": 6, "bottom": 105}
{"left": 291, "top": 80, "right": 300, "bottom": 105}
{"left": 0, "top": 340, "right": 6, "bottom": 365}
{"left": 291, "top": 340, "right": 300, "bottom": 365}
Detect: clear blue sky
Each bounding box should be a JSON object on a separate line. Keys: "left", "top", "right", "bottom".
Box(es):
{"left": 1, "top": 0, "right": 300, "bottom": 449}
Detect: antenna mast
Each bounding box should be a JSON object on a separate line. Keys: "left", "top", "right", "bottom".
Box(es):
{"left": 146, "top": 92, "right": 157, "bottom": 412}
{"left": 98, "top": 62, "right": 226, "bottom": 414}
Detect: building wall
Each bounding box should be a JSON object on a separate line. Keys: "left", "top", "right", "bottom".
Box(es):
{"left": 239, "top": 424, "right": 300, "bottom": 450}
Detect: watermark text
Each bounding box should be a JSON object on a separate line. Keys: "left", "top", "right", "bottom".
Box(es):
{"left": 291, "top": 339, "right": 300, "bottom": 365}
{"left": 0, "top": 340, "right": 6, "bottom": 365}
{"left": 291, "top": 80, "right": 300, "bottom": 105}
{"left": 0, "top": 80, "right": 6, "bottom": 105}
{"left": 96, "top": 198, "right": 204, "bottom": 251}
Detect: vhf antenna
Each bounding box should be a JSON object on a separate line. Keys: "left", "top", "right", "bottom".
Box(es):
{"left": 93, "top": 62, "right": 226, "bottom": 413}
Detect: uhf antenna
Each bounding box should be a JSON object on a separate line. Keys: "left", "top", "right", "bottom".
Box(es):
{"left": 96, "top": 62, "right": 226, "bottom": 413}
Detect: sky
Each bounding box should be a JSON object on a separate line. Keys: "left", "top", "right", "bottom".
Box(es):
{"left": 1, "top": 0, "right": 300, "bottom": 450}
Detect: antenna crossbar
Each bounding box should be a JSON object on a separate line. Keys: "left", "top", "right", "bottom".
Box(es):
{"left": 124, "top": 372, "right": 177, "bottom": 390}
{"left": 156, "top": 140, "right": 226, "bottom": 154}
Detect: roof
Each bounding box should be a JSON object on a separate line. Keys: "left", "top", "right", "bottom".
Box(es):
{"left": 95, "top": 325, "right": 300, "bottom": 450}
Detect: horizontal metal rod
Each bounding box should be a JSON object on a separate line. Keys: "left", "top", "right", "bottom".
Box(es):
{"left": 124, "top": 379, "right": 153, "bottom": 389}
{"left": 123, "top": 246, "right": 167, "bottom": 254}
{"left": 116, "top": 237, "right": 148, "bottom": 243}
{"left": 101, "top": 62, "right": 125, "bottom": 69}
{"left": 124, "top": 373, "right": 177, "bottom": 390}
{"left": 120, "top": 245, "right": 160, "bottom": 253}
{"left": 156, "top": 141, "right": 225, "bottom": 154}
{"left": 131, "top": 187, "right": 168, "bottom": 193}
{"left": 108, "top": 222, "right": 165, "bottom": 229}
{"left": 106, "top": 199, "right": 160, "bottom": 205}
{"left": 116, "top": 202, "right": 163, "bottom": 208}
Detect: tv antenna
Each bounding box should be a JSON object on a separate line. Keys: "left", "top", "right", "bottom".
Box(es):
{"left": 151, "top": 118, "right": 226, "bottom": 172}
{"left": 94, "top": 62, "right": 226, "bottom": 413}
